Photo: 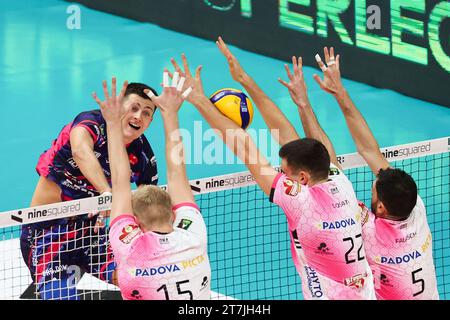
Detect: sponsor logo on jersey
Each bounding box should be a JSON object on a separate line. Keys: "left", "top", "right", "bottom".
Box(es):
{"left": 330, "top": 187, "right": 339, "bottom": 195}
{"left": 395, "top": 232, "right": 417, "bottom": 243}
{"left": 315, "top": 242, "right": 333, "bottom": 255}
{"left": 329, "top": 167, "right": 340, "bottom": 176}
{"left": 331, "top": 199, "right": 350, "bottom": 209}
{"left": 421, "top": 233, "right": 432, "bottom": 253}
{"left": 344, "top": 272, "right": 368, "bottom": 289}
{"left": 182, "top": 255, "right": 205, "bottom": 269}
{"left": 319, "top": 218, "right": 356, "bottom": 230}
{"left": 130, "top": 290, "right": 142, "bottom": 299}
{"left": 283, "top": 178, "right": 300, "bottom": 196}
{"left": 159, "top": 236, "right": 169, "bottom": 245}
{"left": 133, "top": 264, "right": 181, "bottom": 277}
{"left": 119, "top": 224, "right": 141, "bottom": 244}
{"left": 178, "top": 218, "right": 193, "bottom": 230}
{"left": 304, "top": 266, "right": 323, "bottom": 298}
{"left": 379, "top": 274, "right": 393, "bottom": 287}
{"left": 200, "top": 276, "right": 209, "bottom": 291}
{"left": 376, "top": 250, "right": 422, "bottom": 264}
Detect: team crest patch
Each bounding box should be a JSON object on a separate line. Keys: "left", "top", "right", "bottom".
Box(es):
{"left": 283, "top": 178, "right": 300, "bottom": 196}
{"left": 119, "top": 224, "right": 141, "bottom": 244}
{"left": 178, "top": 219, "right": 193, "bottom": 230}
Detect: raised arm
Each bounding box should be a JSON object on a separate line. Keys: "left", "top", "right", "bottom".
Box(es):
{"left": 144, "top": 72, "right": 195, "bottom": 205}
{"left": 93, "top": 78, "right": 132, "bottom": 221}
{"left": 169, "top": 54, "right": 278, "bottom": 196}
{"left": 279, "top": 55, "right": 341, "bottom": 170}
{"left": 216, "top": 37, "right": 300, "bottom": 146}
{"left": 70, "top": 128, "right": 112, "bottom": 194}
{"left": 313, "top": 47, "right": 390, "bottom": 174}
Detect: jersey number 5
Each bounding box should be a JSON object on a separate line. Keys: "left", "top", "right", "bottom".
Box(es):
{"left": 412, "top": 268, "right": 425, "bottom": 297}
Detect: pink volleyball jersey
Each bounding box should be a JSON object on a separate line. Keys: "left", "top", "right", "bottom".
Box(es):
{"left": 360, "top": 195, "right": 439, "bottom": 300}
{"left": 270, "top": 165, "right": 375, "bottom": 300}
{"left": 109, "top": 203, "right": 211, "bottom": 300}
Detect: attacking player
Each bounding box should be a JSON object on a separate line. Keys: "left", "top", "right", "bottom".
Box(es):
{"left": 96, "top": 75, "right": 211, "bottom": 300}
{"left": 312, "top": 47, "right": 439, "bottom": 300}
{"left": 165, "top": 43, "right": 375, "bottom": 299}
{"left": 21, "top": 82, "right": 159, "bottom": 299}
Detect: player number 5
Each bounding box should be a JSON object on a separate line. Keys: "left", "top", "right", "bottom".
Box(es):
{"left": 412, "top": 268, "right": 425, "bottom": 297}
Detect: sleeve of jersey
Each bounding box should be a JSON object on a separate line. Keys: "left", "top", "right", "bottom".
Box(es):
{"left": 172, "top": 203, "right": 207, "bottom": 245}
{"left": 137, "top": 142, "right": 158, "bottom": 186}
{"left": 269, "top": 173, "right": 305, "bottom": 224}
{"left": 71, "top": 113, "right": 101, "bottom": 144}
{"left": 109, "top": 215, "right": 143, "bottom": 264}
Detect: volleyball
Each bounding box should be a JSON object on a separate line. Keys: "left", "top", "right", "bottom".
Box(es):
{"left": 209, "top": 88, "right": 254, "bottom": 130}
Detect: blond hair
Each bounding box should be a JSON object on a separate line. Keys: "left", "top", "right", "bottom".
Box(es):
{"left": 131, "top": 185, "right": 172, "bottom": 229}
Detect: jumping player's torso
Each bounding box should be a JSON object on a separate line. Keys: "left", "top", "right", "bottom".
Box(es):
{"left": 36, "top": 110, "right": 158, "bottom": 200}
{"left": 110, "top": 205, "right": 211, "bottom": 300}
{"left": 271, "top": 166, "right": 374, "bottom": 299}
{"left": 360, "top": 196, "right": 439, "bottom": 300}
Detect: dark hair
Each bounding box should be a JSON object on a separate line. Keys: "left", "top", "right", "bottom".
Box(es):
{"left": 376, "top": 168, "right": 417, "bottom": 219}
{"left": 125, "top": 82, "right": 158, "bottom": 102}
{"left": 279, "top": 138, "right": 330, "bottom": 180}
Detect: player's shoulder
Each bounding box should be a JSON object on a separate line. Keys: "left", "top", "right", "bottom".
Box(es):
{"left": 73, "top": 109, "right": 104, "bottom": 124}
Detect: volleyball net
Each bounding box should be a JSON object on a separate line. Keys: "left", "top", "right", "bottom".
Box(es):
{"left": 0, "top": 137, "right": 448, "bottom": 300}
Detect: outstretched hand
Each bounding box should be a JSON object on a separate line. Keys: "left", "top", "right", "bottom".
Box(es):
{"left": 165, "top": 53, "right": 205, "bottom": 105}
{"left": 278, "top": 56, "right": 310, "bottom": 108}
{"left": 144, "top": 71, "right": 193, "bottom": 115}
{"left": 216, "top": 36, "right": 247, "bottom": 83}
{"left": 313, "top": 47, "right": 344, "bottom": 96}
{"left": 92, "top": 77, "right": 128, "bottom": 123}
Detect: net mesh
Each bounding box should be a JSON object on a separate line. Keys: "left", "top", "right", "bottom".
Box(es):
{"left": 0, "top": 138, "right": 449, "bottom": 300}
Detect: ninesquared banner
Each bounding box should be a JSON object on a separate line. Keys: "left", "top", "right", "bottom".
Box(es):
{"left": 70, "top": 0, "right": 450, "bottom": 107}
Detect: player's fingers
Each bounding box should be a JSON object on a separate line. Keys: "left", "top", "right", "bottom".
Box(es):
{"left": 313, "top": 74, "right": 326, "bottom": 89}
{"left": 330, "top": 47, "right": 335, "bottom": 61}
{"left": 278, "top": 78, "right": 292, "bottom": 90}
{"left": 171, "top": 72, "right": 180, "bottom": 88}
{"left": 92, "top": 92, "right": 103, "bottom": 107}
{"left": 315, "top": 54, "right": 327, "bottom": 72}
{"left": 163, "top": 71, "right": 170, "bottom": 88}
{"left": 102, "top": 80, "right": 110, "bottom": 100}
{"left": 164, "top": 68, "right": 174, "bottom": 80}
{"left": 111, "top": 77, "right": 116, "bottom": 99}
{"left": 284, "top": 64, "right": 294, "bottom": 81}
{"left": 181, "top": 87, "right": 193, "bottom": 100}
{"left": 181, "top": 53, "right": 192, "bottom": 77}
{"left": 144, "top": 88, "right": 156, "bottom": 101}
{"left": 118, "top": 80, "right": 128, "bottom": 99}
{"left": 336, "top": 54, "right": 340, "bottom": 69}
{"left": 195, "top": 65, "right": 203, "bottom": 80}
{"left": 292, "top": 56, "right": 299, "bottom": 76}
{"left": 176, "top": 77, "right": 186, "bottom": 92}
{"left": 324, "top": 47, "right": 330, "bottom": 64}
{"left": 170, "top": 58, "right": 184, "bottom": 76}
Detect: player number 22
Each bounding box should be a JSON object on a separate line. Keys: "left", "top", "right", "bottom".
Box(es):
{"left": 157, "top": 280, "right": 193, "bottom": 300}
{"left": 343, "top": 234, "right": 364, "bottom": 264}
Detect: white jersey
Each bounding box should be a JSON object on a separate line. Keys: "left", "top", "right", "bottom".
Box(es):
{"left": 360, "top": 195, "right": 439, "bottom": 300}
{"left": 109, "top": 203, "right": 211, "bottom": 300}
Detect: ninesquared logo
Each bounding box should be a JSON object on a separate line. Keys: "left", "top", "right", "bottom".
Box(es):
{"left": 10, "top": 210, "right": 23, "bottom": 223}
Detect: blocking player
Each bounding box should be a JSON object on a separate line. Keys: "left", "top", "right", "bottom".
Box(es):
{"left": 166, "top": 47, "right": 375, "bottom": 299}
{"left": 312, "top": 47, "right": 439, "bottom": 300}
{"left": 21, "top": 82, "right": 159, "bottom": 299}
{"left": 97, "top": 75, "right": 211, "bottom": 300}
